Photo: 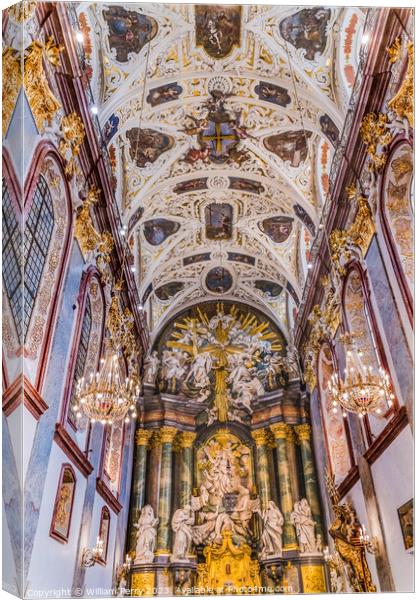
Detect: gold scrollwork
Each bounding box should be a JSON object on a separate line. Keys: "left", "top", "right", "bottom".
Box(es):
{"left": 388, "top": 42, "right": 414, "bottom": 128}
{"left": 387, "top": 37, "right": 401, "bottom": 64}
{"left": 74, "top": 186, "right": 114, "bottom": 283}
{"left": 2, "top": 47, "right": 22, "bottom": 136}
{"left": 196, "top": 530, "right": 261, "bottom": 594}
{"left": 58, "top": 113, "right": 86, "bottom": 178}
{"left": 301, "top": 565, "right": 326, "bottom": 593}
{"left": 360, "top": 112, "right": 392, "bottom": 172}
{"left": 24, "top": 37, "right": 63, "bottom": 132}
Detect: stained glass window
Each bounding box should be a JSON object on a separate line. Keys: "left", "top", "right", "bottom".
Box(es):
{"left": 23, "top": 175, "right": 54, "bottom": 339}
{"left": 68, "top": 297, "right": 92, "bottom": 424}
{"left": 2, "top": 178, "right": 23, "bottom": 339}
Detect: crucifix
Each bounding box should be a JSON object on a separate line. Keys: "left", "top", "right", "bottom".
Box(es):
{"left": 167, "top": 304, "right": 280, "bottom": 422}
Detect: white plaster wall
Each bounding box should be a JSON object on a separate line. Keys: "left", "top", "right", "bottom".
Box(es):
{"left": 26, "top": 444, "right": 88, "bottom": 595}
{"left": 371, "top": 426, "right": 414, "bottom": 592}
{"left": 2, "top": 502, "right": 19, "bottom": 597}
{"left": 22, "top": 406, "right": 38, "bottom": 481}
{"left": 83, "top": 494, "right": 118, "bottom": 594}
{"left": 6, "top": 406, "right": 23, "bottom": 488}
{"left": 4, "top": 89, "right": 39, "bottom": 195}
{"left": 344, "top": 480, "right": 380, "bottom": 590}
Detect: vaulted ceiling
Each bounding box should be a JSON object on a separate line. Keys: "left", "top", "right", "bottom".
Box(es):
{"left": 76, "top": 4, "right": 366, "bottom": 340}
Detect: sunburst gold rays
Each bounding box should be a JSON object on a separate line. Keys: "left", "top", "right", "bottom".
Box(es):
{"left": 168, "top": 305, "right": 282, "bottom": 352}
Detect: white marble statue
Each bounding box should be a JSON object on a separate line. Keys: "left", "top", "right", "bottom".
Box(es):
{"left": 186, "top": 352, "right": 212, "bottom": 388}
{"left": 133, "top": 505, "right": 158, "bottom": 564}
{"left": 143, "top": 350, "right": 160, "bottom": 385}
{"left": 171, "top": 505, "right": 195, "bottom": 562}
{"left": 234, "top": 376, "right": 265, "bottom": 413}
{"left": 291, "top": 499, "right": 317, "bottom": 554}
{"left": 161, "top": 350, "right": 186, "bottom": 381}
{"left": 259, "top": 501, "right": 284, "bottom": 558}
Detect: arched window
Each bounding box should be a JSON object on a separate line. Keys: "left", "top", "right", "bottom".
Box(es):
{"left": 63, "top": 273, "right": 105, "bottom": 430}
{"left": 2, "top": 177, "right": 22, "bottom": 339}
{"left": 67, "top": 296, "right": 92, "bottom": 425}
{"left": 24, "top": 175, "right": 54, "bottom": 340}
{"left": 318, "top": 344, "right": 353, "bottom": 484}
{"left": 97, "top": 507, "right": 111, "bottom": 564}
{"left": 343, "top": 267, "right": 396, "bottom": 439}
{"left": 102, "top": 420, "right": 125, "bottom": 497}
{"left": 380, "top": 141, "right": 413, "bottom": 314}
{"left": 50, "top": 464, "right": 76, "bottom": 542}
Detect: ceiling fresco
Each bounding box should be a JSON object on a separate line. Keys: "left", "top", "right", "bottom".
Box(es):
{"left": 76, "top": 3, "right": 366, "bottom": 338}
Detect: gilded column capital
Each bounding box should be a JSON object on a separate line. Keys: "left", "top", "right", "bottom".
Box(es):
{"left": 135, "top": 428, "right": 153, "bottom": 446}
{"left": 295, "top": 424, "right": 312, "bottom": 442}
{"left": 251, "top": 428, "right": 268, "bottom": 446}
{"left": 270, "top": 422, "right": 290, "bottom": 440}
{"left": 179, "top": 431, "right": 196, "bottom": 448}
{"left": 286, "top": 427, "right": 297, "bottom": 444}
{"left": 160, "top": 426, "right": 178, "bottom": 444}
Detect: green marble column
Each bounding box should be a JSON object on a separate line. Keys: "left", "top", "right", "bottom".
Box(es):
{"left": 251, "top": 429, "right": 271, "bottom": 509}
{"left": 286, "top": 427, "right": 300, "bottom": 504}
{"left": 129, "top": 428, "right": 153, "bottom": 550}
{"left": 179, "top": 432, "right": 196, "bottom": 508}
{"left": 156, "top": 426, "right": 178, "bottom": 554}
{"left": 295, "top": 424, "right": 324, "bottom": 541}
{"left": 270, "top": 423, "right": 298, "bottom": 550}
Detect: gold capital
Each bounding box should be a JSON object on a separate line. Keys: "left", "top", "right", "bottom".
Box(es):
{"left": 160, "top": 426, "right": 178, "bottom": 444}
{"left": 251, "top": 428, "right": 268, "bottom": 446}
{"left": 295, "top": 424, "right": 311, "bottom": 442}
{"left": 179, "top": 431, "right": 196, "bottom": 448}
{"left": 270, "top": 423, "right": 290, "bottom": 440}
{"left": 135, "top": 429, "right": 153, "bottom": 446}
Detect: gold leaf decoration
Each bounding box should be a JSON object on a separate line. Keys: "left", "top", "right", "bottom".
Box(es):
{"left": 2, "top": 47, "right": 22, "bottom": 136}
{"left": 388, "top": 42, "right": 414, "bottom": 128}
{"left": 58, "top": 113, "right": 85, "bottom": 178}
{"left": 360, "top": 112, "right": 392, "bottom": 172}
{"left": 23, "top": 37, "right": 63, "bottom": 132}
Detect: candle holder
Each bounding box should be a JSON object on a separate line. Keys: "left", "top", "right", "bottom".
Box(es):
{"left": 81, "top": 536, "right": 104, "bottom": 567}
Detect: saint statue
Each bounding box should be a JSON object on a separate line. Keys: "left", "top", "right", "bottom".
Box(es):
{"left": 133, "top": 505, "right": 158, "bottom": 564}
{"left": 291, "top": 498, "right": 317, "bottom": 554}
{"left": 259, "top": 500, "right": 284, "bottom": 558}
{"left": 143, "top": 350, "right": 159, "bottom": 385}
{"left": 171, "top": 505, "right": 195, "bottom": 562}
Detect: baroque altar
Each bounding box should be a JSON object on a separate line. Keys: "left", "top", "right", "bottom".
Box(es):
{"left": 126, "top": 303, "right": 328, "bottom": 595}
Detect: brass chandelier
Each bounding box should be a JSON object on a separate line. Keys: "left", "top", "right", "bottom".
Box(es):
{"left": 74, "top": 349, "right": 138, "bottom": 425}
{"left": 328, "top": 349, "right": 395, "bottom": 418}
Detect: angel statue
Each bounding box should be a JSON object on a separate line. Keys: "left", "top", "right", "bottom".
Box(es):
{"left": 259, "top": 501, "right": 284, "bottom": 558}
{"left": 143, "top": 350, "right": 160, "bottom": 385}
{"left": 133, "top": 505, "right": 158, "bottom": 564}
{"left": 291, "top": 499, "right": 317, "bottom": 554}
{"left": 171, "top": 505, "right": 195, "bottom": 562}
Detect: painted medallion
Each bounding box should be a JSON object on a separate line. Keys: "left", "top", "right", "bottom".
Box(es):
{"left": 103, "top": 7, "right": 158, "bottom": 63}
{"left": 195, "top": 5, "right": 241, "bottom": 59}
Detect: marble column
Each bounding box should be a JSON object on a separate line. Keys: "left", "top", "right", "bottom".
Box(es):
{"left": 179, "top": 432, "right": 196, "bottom": 508}
{"left": 156, "top": 426, "right": 178, "bottom": 554}
{"left": 251, "top": 428, "right": 271, "bottom": 509}
{"left": 270, "top": 423, "right": 298, "bottom": 549}
{"left": 129, "top": 428, "right": 153, "bottom": 550}
{"left": 286, "top": 427, "right": 300, "bottom": 504}
{"left": 295, "top": 424, "right": 323, "bottom": 540}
